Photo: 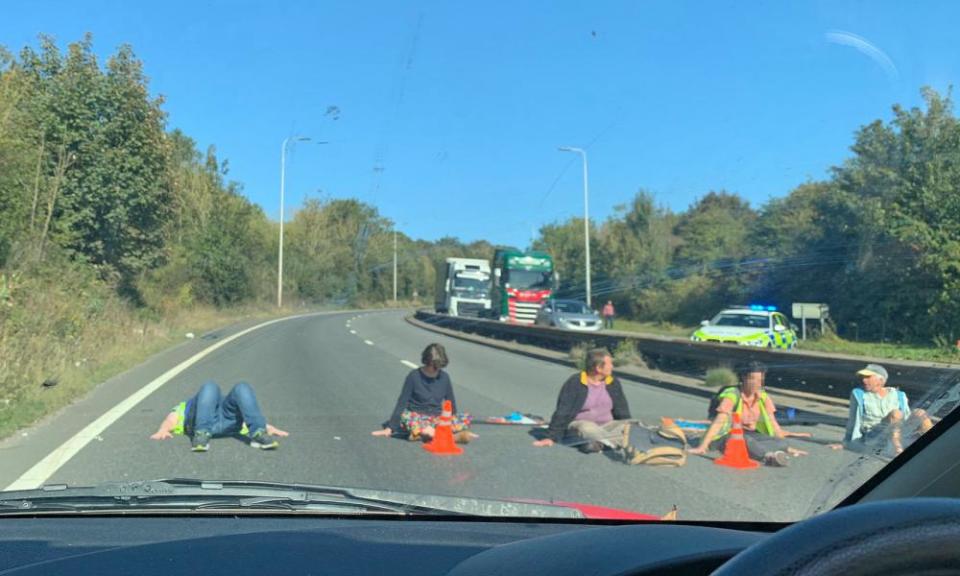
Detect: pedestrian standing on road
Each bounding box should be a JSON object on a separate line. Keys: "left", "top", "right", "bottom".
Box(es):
{"left": 602, "top": 300, "right": 616, "bottom": 330}
{"left": 533, "top": 348, "right": 633, "bottom": 454}
{"left": 829, "top": 364, "right": 933, "bottom": 455}
{"left": 150, "top": 381, "right": 289, "bottom": 452}
{"left": 372, "top": 343, "right": 476, "bottom": 443}
{"left": 687, "top": 361, "right": 809, "bottom": 466}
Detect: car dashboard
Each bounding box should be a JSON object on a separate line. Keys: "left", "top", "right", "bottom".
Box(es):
{"left": 1, "top": 515, "right": 768, "bottom": 576}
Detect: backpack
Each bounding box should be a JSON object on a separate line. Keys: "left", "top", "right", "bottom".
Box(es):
{"left": 708, "top": 387, "right": 738, "bottom": 419}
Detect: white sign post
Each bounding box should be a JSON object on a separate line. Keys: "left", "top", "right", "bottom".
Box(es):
{"left": 792, "top": 303, "right": 829, "bottom": 340}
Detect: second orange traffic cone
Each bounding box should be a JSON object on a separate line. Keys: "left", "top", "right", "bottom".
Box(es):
{"left": 423, "top": 400, "right": 464, "bottom": 456}
{"left": 714, "top": 412, "right": 759, "bottom": 469}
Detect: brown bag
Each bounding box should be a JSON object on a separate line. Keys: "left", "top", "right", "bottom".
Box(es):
{"left": 621, "top": 422, "right": 688, "bottom": 467}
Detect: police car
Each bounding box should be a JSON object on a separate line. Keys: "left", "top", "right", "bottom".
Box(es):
{"left": 690, "top": 305, "right": 798, "bottom": 349}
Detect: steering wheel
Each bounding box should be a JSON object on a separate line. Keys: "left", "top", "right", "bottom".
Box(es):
{"left": 713, "top": 498, "right": 960, "bottom": 575}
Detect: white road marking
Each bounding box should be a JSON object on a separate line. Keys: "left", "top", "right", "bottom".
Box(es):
{"left": 5, "top": 311, "right": 328, "bottom": 491}
{"left": 401, "top": 360, "right": 418, "bottom": 369}
{"left": 350, "top": 330, "right": 357, "bottom": 334}
{"left": 364, "top": 339, "right": 375, "bottom": 346}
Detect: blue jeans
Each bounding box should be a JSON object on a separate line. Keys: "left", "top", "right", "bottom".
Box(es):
{"left": 191, "top": 381, "right": 267, "bottom": 438}
{"left": 716, "top": 430, "right": 788, "bottom": 460}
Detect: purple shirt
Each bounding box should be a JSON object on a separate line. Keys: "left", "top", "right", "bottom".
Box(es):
{"left": 575, "top": 383, "right": 614, "bottom": 424}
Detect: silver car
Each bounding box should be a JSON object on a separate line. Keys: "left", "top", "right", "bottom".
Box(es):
{"left": 535, "top": 299, "right": 603, "bottom": 331}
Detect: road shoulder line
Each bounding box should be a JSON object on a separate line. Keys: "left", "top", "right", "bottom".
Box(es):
{"left": 5, "top": 311, "right": 333, "bottom": 491}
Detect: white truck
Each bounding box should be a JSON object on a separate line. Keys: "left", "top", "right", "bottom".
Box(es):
{"left": 435, "top": 258, "right": 492, "bottom": 318}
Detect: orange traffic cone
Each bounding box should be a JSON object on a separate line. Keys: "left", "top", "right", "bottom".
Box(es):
{"left": 423, "top": 400, "right": 464, "bottom": 456}
{"left": 714, "top": 412, "right": 759, "bottom": 469}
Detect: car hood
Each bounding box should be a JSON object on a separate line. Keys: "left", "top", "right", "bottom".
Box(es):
{"left": 696, "top": 325, "right": 766, "bottom": 337}
{"left": 0, "top": 479, "right": 661, "bottom": 520}
{"left": 556, "top": 313, "right": 600, "bottom": 322}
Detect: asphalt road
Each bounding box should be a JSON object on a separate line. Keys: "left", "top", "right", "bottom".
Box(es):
{"left": 17, "top": 310, "right": 884, "bottom": 521}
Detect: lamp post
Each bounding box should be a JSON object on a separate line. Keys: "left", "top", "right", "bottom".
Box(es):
{"left": 393, "top": 228, "right": 398, "bottom": 304}
{"left": 278, "top": 136, "right": 311, "bottom": 308}
{"left": 558, "top": 146, "right": 592, "bottom": 307}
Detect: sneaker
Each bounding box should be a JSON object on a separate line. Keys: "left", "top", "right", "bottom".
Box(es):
{"left": 764, "top": 451, "right": 789, "bottom": 467}
{"left": 249, "top": 430, "right": 279, "bottom": 450}
{"left": 191, "top": 431, "right": 211, "bottom": 452}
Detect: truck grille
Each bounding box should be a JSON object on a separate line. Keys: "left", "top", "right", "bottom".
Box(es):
{"left": 456, "top": 302, "right": 486, "bottom": 318}
{"left": 509, "top": 301, "right": 542, "bottom": 324}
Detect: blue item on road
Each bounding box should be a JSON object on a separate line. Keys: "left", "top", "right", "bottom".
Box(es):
{"left": 674, "top": 419, "right": 709, "bottom": 431}
{"left": 478, "top": 412, "right": 547, "bottom": 426}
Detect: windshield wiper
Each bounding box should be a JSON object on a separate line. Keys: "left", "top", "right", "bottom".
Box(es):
{"left": 0, "top": 479, "right": 448, "bottom": 516}
{"left": 0, "top": 478, "right": 588, "bottom": 518}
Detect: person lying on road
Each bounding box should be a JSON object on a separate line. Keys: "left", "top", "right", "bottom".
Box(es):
{"left": 829, "top": 363, "right": 933, "bottom": 455}
{"left": 533, "top": 348, "right": 632, "bottom": 454}
{"left": 687, "top": 361, "right": 809, "bottom": 466}
{"left": 150, "top": 381, "right": 288, "bottom": 452}
{"left": 372, "top": 343, "right": 475, "bottom": 443}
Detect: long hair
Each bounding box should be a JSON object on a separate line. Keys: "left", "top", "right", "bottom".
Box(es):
{"left": 421, "top": 343, "right": 449, "bottom": 369}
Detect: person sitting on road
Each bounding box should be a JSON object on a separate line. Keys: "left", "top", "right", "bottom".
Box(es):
{"left": 150, "top": 381, "right": 289, "bottom": 452}
{"left": 831, "top": 364, "right": 933, "bottom": 456}
{"left": 533, "top": 348, "right": 632, "bottom": 454}
{"left": 687, "top": 361, "right": 809, "bottom": 466}
{"left": 372, "top": 343, "right": 475, "bottom": 443}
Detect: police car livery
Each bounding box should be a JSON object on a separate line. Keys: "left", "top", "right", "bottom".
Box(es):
{"left": 690, "top": 305, "right": 798, "bottom": 349}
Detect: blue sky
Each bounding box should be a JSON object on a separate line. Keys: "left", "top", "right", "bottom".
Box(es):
{"left": 2, "top": 1, "right": 958, "bottom": 247}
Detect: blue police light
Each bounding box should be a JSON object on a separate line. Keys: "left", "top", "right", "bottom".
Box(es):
{"left": 749, "top": 304, "right": 777, "bottom": 312}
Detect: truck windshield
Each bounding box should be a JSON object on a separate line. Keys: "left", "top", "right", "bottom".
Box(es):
{"left": 453, "top": 276, "right": 489, "bottom": 292}
{"left": 506, "top": 270, "right": 552, "bottom": 290}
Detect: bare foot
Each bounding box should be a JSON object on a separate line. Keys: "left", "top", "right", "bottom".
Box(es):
{"left": 454, "top": 431, "right": 479, "bottom": 444}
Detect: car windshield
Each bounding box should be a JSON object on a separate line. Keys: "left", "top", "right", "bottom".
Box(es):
{"left": 555, "top": 302, "right": 589, "bottom": 314}
{"left": 712, "top": 314, "right": 770, "bottom": 329}
{"left": 3, "top": 1, "right": 960, "bottom": 526}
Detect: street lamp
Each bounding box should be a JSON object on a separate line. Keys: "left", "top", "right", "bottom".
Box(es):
{"left": 392, "top": 221, "right": 407, "bottom": 305}
{"left": 278, "top": 135, "right": 311, "bottom": 308}
{"left": 558, "top": 146, "right": 592, "bottom": 307}
{"left": 393, "top": 228, "right": 398, "bottom": 304}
